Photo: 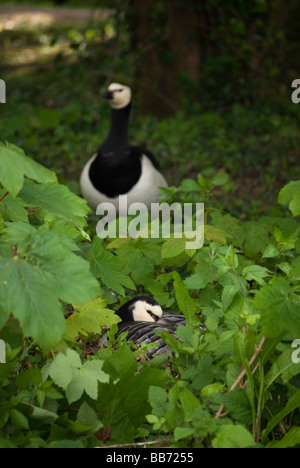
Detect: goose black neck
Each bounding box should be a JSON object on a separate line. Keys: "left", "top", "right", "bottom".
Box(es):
{"left": 101, "top": 103, "right": 131, "bottom": 153}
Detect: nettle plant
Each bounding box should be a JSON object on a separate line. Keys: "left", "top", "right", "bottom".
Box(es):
{"left": 0, "top": 141, "right": 300, "bottom": 448}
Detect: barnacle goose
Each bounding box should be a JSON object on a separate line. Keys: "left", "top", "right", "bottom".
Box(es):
{"left": 114, "top": 295, "right": 206, "bottom": 356}
{"left": 80, "top": 83, "right": 168, "bottom": 212}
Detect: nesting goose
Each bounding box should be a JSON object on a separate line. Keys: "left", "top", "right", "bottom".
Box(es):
{"left": 80, "top": 83, "right": 168, "bottom": 212}
{"left": 114, "top": 295, "right": 206, "bottom": 356}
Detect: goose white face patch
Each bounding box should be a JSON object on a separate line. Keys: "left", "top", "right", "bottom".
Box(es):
{"left": 107, "top": 82, "right": 132, "bottom": 109}
{"left": 132, "top": 300, "right": 163, "bottom": 322}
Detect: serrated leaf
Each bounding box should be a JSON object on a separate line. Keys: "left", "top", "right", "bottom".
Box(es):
{"left": 66, "top": 360, "right": 109, "bottom": 404}
{"left": 89, "top": 237, "right": 135, "bottom": 295}
{"left": 19, "top": 179, "right": 90, "bottom": 228}
{"left": 0, "top": 190, "right": 28, "bottom": 223}
{"left": 65, "top": 297, "right": 120, "bottom": 341}
{"left": 0, "top": 142, "right": 57, "bottom": 197}
{"left": 254, "top": 277, "right": 300, "bottom": 338}
{"left": 42, "top": 349, "right": 81, "bottom": 389}
{"left": 0, "top": 228, "right": 100, "bottom": 349}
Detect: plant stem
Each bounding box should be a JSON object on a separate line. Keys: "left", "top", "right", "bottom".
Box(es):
{"left": 0, "top": 191, "right": 9, "bottom": 202}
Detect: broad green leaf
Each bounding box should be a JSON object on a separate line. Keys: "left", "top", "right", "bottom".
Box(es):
{"left": 10, "top": 409, "right": 29, "bottom": 430}
{"left": 174, "top": 427, "right": 195, "bottom": 441}
{"left": 42, "top": 349, "right": 81, "bottom": 389}
{"left": 278, "top": 180, "right": 300, "bottom": 217}
{"left": 19, "top": 179, "right": 90, "bottom": 228}
{"left": 0, "top": 142, "right": 57, "bottom": 197}
{"left": 161, "top": 237, "right": 186, "bottom": 259}
{"left": 0, "top": 228, "right": 100, "bottom": 349}
{"left": 221, "top": 285, "right": 240, "bottom": 311}
{"left": 254, "top": 278, "right": 300, "bottom": 338}
{"left": 65, "top": 297, "right": 120, "bottom": 341}
{"left": 242, "top": 264, "right": 271, "bottom": 286}
{"left": 31, "top": 406, "right": 59, "bottom": 425}
{"left": 201, "top": 383, "right": 225, "bottom": 397}
{"left": 212, "top": 424, "right": 256, "bottom": 448}
{"left": 180, "top": 178, "right": 200, "bottom": 192}
{"left": 212, "top": 172, "right": 229, "bottom": 186}
{"left": 89, "top": 237, "right": 135, "bottom": 295}
{"left": 0, "top": 190, "right": 28, "bottom": 223}
{"left": 42, "top": 349, "right": 109, "bottom": 404}
{"left": 0, "top": 258, "right": 66, "bottom": 350}
{"left": 66, "top": 360, "right": 109, "bottom": 404}
{"left": 262, "top": 243, "right": 279, "bottom": 258}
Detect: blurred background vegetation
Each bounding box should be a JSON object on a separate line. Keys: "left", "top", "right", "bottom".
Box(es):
{"left": 0, "top": 0, "right": 300, "bottom": 218}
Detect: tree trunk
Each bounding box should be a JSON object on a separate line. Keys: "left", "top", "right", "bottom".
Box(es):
{"left": 127, "top": 1, "right": 206, "bottom": 116}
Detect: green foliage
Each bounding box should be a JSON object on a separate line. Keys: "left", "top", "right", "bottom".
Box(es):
{"left": 0, "top": 141, "right": 300, "bottom": 447}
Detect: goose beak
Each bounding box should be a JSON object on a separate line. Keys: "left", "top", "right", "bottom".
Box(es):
{"left": 103, "top": 90, "right": 114, "bottom": 100}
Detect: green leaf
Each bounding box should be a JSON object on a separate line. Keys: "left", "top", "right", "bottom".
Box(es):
{"left": 65, "top": 297, "right": 120, "bottom": 341}
{"left": 174, "top": 427, "right": 195, "bottom": 441}
{"left": 31, "top": 406, "right": 58, "bottom": 425}
{"left": 262, "top": 244, "right": 279, "bottom": 258}
{"left": 0, "top": 142, "right": 57, "bottom": 197}
{"left": 201, "top": 383, "right": 225, "bottom": 397}
{"left": 253, "top": 277, "right": 300, "bottom": 338}
{"left": 42, "top": 349, "right": 81, "bottom": 389}
{"left": 89, "top": 237, "right": 135, "bottom": 295}
{"left": 19, "top": 179, "right": 90, "bottom": 228}
{"left": 212, "top": 172, "right": 229, "bottom": 186}
{"left": 0, "top": 228, "right": 100, "bottom": 349}
{"left": 66, "top": 360, "right": 109, "bottom": 404}
{"left": 42, "top": 349, "right": 109, "bottom": 404}
{"left": 278, "top": 180, "right": 300, "bottom": 217}
{"left": 173, "top": 273, "right": 197, "bottom": 325}
{"left": 242, "top": 265, "right": 271, "bottom": 286}
{"left": 10, "top": 409, "right": 29, "bottom": 430}
{"left": 161, "top": 237, "right": 186, "bottom": 259}
{"left": 212, "top": 424, "right": 256, "bottom": 448}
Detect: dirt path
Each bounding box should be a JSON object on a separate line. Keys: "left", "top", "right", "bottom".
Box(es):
{"left": 0, "top": 5, "right": 113, "bottom": 28}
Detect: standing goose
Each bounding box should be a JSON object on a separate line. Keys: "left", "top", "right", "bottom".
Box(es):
{"left": 114, "top": 295, "right": 206, "bottom": 356}
{"left": 80, "top": 83, "right": 168, "bottom": 212}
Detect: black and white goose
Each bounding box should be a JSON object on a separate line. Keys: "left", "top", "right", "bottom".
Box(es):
{"left": 114, "top": 295, "right": 206, "bottom": 356}
{"left": 80, "top": 83, "right": 168, "bottom": 212}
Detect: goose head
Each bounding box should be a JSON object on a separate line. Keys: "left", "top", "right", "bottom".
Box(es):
{"left": 103, "top": 82, "right": 132, "bottom": 109}
{"left": 116, "top": 295, "right": 163, "bottom": 323}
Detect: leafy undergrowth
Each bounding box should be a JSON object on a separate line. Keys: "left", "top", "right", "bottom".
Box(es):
{"left": 0, "top": 142, "right": 300, "bottom": 448}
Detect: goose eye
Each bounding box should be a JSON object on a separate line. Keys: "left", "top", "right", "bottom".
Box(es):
{"left": 147, "top": 310, "right": 158, "bottom": 321}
